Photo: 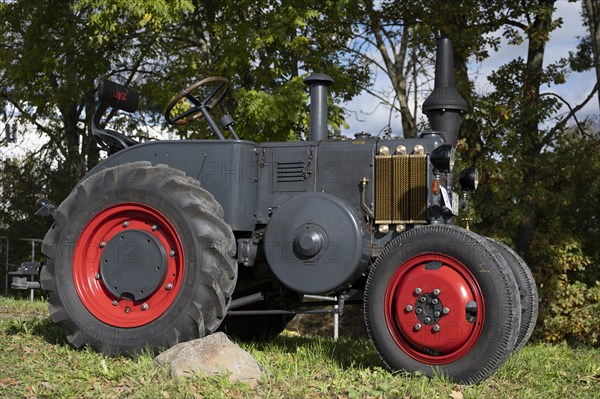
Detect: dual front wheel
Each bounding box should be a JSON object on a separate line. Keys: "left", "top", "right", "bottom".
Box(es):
{"left": 364, "top": 225, "right": 538, "bottom": 384}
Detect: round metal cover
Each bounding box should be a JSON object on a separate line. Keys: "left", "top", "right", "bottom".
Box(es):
{"left": 100, "top": 229, "right": 168, "bottom": 301}
{"left": 264, "top": 192, "right": 368, "bottom": 294}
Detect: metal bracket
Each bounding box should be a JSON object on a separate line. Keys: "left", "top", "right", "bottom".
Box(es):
{"left": 237, "top": 238, "right": 259, "bottom": 266}
{"left": 9, "top": 262, "right": 42, "bottom": 290}
{"left": 34, "top": 197, "right": 57, "bottom": 217}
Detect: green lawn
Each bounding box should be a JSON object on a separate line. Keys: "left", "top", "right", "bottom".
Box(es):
{"left": 1, "top": 297, "right": 598, "bottom": 398}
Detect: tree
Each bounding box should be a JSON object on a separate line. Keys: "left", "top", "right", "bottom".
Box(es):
{"left": 344, "top": 1, "right": 508, "bottom": 138}
{"left": 348, "top": 0, "right": 424, "bottom": 138}
{"left": 463, "top": 1, "right": 600, "bottom": 345}
{"left": 129, "top": 0, "right": 370, "bottom": 142}
{"left": 365, "top": 0, "right": 599, "bottom": 344}
{"left": 0, "top": 1, "right": 190, "bottom": 200}
{"left": 0, "top": 0, "right": 371, "bottom": 236}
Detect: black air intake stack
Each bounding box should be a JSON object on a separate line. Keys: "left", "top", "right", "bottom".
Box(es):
{"left": 422, "top": 38, "right": 468, "bottom": 146}
{"left": 304, "top": 73, "right": 335, "bottom": 142}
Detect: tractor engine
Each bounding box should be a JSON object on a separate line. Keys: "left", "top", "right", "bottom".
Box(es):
{"left": 261, "top": 37, "right": 467, "bottom": 295}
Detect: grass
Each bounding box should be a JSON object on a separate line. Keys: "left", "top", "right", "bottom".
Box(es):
{"left": 1, "top": 297, "right": 599, "bottom": 398}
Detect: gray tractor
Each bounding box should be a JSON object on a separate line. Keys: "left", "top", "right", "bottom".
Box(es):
{"left": 28, "top": 38, "right": 537, "bottom": 383}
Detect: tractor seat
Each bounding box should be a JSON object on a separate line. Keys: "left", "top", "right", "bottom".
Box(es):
{"left": 93, "top": 127, "right": 139, "bottom": 154}
{"left": 92, "top": 80, "right": 141, "bottom": 154}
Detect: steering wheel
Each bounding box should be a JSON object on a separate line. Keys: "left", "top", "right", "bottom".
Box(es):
{"left": 164, "top": 76, "right": 230, "bottom": 125}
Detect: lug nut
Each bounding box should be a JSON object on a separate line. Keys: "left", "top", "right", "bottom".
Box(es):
{"left": 432, "top": 298, "right": 439, "bottom": 305}
{"left": 442, "top": 307, "right": 450, "bottom": 315}
{"left": 95, "top": 273, "right": 101, "bottom": 280}
{"left": 112, "top": 300, "right": 118, "bottom": 306}
{"left": 434, "top": 311, "right": 441, "bottom": 317}
{"left": 405, "top": 305, "right": 413, "bottom": 312}
{"left": 141, "top": 303, "right": 148, "bottom": 311}
{"left": 99, "top": 241, "right": 106, "bottom": 248}
{"left": 416, "top": 308, "right": 423, "bottom": 314}
{"left": 414, "top": 323, "right": 422, "bottom": 331}
{"left": 432, "top": 325, "right": 440, "bottom": 332}
{"left": 414, "top": 288, "right": 422, "bottom": 295}
{"left": 433, "top": 288, "right": 441, "bottom": 296}
{"left": 152, "top": 225, "right": 158, "bottom": 231}
{"left": 165, "top": 283, "right": 173, "bottom": 290}
{"left": 122, "top": 221, "right": 129, "bottom": 228}
{"left": 419, "top": 296, "right": 427, "bottom": 303}
{"left": 124, "top": 306, "right": 131, "bottom": 313}
{"left": 169, "top": 250, "right": 175, "bottom": 257}
{"left": 424, "top": 316, "right": 432, "bottom": 323}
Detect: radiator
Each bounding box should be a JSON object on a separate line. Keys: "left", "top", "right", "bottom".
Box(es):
{"left": 375, "top": 154, "right": 427, "bottom": 224}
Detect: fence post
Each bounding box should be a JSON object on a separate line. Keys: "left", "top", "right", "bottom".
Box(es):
{"left": 30, "top": 240, "right": 35, "bottom": 301}
{"left": 4, "top": 238, "right": 9, "bottom": 296}
{"left": 333, "top": 296, "right": 339, "bottom": 341}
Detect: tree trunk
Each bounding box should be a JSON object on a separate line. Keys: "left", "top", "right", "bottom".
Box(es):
{"left": 515, "top": 0, "right": 556, "bottom": 262}
{"left": 395, "top": 33, "right": 417, "bottom": 138}
{"left": 84, "top": 90, "right": 100, "bottom": 169}
{"left": 585, "top": 0, "right": 600, "bottom": 112}
{"left": 365, "top": 0, "right": 417, "bottom": 138}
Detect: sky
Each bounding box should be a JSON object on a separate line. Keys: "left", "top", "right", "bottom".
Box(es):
{"left": 341, "top": 0, "right": 598, "bottom": 138}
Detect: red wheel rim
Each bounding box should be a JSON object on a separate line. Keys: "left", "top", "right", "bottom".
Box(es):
{"left": 384, "top": 253, "right": 484, "bottom": 364}
{"left": 73, "top": 203, "right": 184, "bottom": 327}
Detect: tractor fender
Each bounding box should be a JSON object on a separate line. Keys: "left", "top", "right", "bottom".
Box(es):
{"left": 85, "top": 140, "right": 260, "bottom": 231}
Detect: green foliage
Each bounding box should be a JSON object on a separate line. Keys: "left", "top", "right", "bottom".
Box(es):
{"left": 134, "top": 0, "right": 370, "bottom": 142}
{"left": 235, "top": 77, "right": 308, "bottom": 142}
{"left": 541, "top": 273, "right": 600, "bottom": 346}
{"left": 0, "top": 157, "right": 54, "bottom": 239}
{"left": 76, "top": 0, "right": 194, "bottom": 36}
{"left": 449, "top": 1, "right": 600, "bottom": 346}
{"left": 0, "top": 0, "right": 370, "bottom": 213}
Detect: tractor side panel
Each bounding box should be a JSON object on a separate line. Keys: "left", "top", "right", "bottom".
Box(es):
{"left": 84, "top": 140, "right": 259, "bottom": 231}
{"left": 254, "top": 142, "right": 318, "bottom": 224}
{"left": 316, "top": 139, "right": 377, "bottom": 216}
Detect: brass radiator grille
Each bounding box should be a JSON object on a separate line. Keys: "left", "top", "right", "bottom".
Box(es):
{"left": 374, "top": 155, "right": 392, "bottom": 224}
{"left": 375, "top": 154, "right": 427, "bottom": 224}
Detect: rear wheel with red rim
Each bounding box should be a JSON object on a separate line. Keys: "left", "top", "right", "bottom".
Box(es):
{"left": 73, "top": 203, "right": 185, "bottom": 328}
{"left": 364, "top": 225, "right": 520, "bottom": 384}
{"left": 40, "top": 162, "right": 237, "bottom": 355}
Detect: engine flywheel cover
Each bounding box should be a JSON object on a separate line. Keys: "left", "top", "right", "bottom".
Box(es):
{"left": 264, "top": 192, "right": 369, "bottom": 294}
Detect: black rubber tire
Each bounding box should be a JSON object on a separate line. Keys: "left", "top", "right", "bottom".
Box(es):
{"left": 484, "top": 237, "right": 538, "bottom": 352}
{"left": 364, "top": 225, "right": 520, "bottom": 384}
{"left": 40, "top": 162, "right": 237, "bottom": 355}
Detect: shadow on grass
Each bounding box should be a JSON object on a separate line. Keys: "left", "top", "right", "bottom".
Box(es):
{"left": 254, "top": 334, "right": 385, "bottom": 370}
{"left": 4, "top": 316, "right": 69, "bottom": 346}
{"left": 32, "top": 317, "right": 69, "bottom": 345}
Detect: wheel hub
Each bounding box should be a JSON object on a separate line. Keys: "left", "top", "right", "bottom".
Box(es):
{"left": 100, "top": 229, "right": 167, "bottom": 301}
{"left": 413, "top": 293, "right": 443, "bottom": 325}
{"left": 293, "top": 224, "right": 327, "bottom": 259}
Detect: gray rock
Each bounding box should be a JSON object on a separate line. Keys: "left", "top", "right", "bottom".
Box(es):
{"left": 154, "top": 332, "right": 263, "bottom": 386}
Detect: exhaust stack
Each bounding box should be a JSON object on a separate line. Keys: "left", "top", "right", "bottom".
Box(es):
{"left": 304, "top": 73, "right": 335, "bottom": 142}
{"left": 422, "top": 37, "right": 468, "bottom": 146}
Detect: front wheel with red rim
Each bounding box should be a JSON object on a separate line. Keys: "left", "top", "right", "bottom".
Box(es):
{"left": 40, "top": 162, "right": 237, "bottom": 355}
{"left": 364, "top": 225, "right": 520, "bottom": 384}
